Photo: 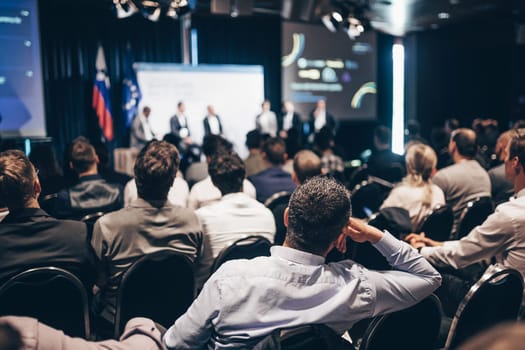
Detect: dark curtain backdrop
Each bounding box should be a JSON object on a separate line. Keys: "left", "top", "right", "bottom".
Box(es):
{"left": 409, "top": 17, "right": 518, "bottom": 140}
{"left": 192, "top": 14, "right": 282, "bottom": 116}
{"left": 39, "top": 0, "right": 182, "bottom": 159}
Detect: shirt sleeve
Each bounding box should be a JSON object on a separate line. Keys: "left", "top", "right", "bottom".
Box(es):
{"left": 163, "top": 277, "right": 220, "bottom": 350}
{"left": 421, "top": 207, "right": 513, "bottom": 269}
{"left": 367, "top": 232, "right": 442, "bottom": 316}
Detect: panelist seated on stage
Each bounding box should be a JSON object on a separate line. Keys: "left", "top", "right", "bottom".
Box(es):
{"left": 163, "top": 176, "right": 441, "bottom": 350}
{"left": 0, "top": 149, "right": 96, "bottom": 288}
{"left": 54, "top": 137, "right": 123, "bottom": 220}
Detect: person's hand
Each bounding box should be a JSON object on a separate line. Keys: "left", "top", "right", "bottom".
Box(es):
{"left": 344, "top": 218, "right": 383, "bottom": 244}
{"left": 404, "top": 232, "right": 443, "bottom": 248}
{"left": 183, "top": 137, "right": 193, "bottom": 145}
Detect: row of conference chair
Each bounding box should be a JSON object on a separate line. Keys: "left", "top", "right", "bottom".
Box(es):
{"left": 0, "top": 250, "right": 521, "bottom": 349}
{"left": 0, "top": 235, "right": 273, "bottom": 340}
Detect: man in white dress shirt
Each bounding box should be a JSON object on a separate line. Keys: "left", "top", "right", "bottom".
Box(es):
{"left": 203, "top": 105, "right": 223, "bottom": 136}
{"left": 255, "top": 100, "right": 278, "bottom": 137}
{"left": 193, "top": 151, "right": 275, "bottom": 290}
{"left": 164, "top": 176, "right": 441, "bottom": 349}
{"left": 408, "top": 128, "right": 525, "bottom": 314}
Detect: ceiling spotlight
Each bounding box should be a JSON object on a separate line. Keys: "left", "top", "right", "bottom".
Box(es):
{"left": 321, "top": 11, "right": 343, "bottom": 33}
{"left": 346, "top": 16, "right": 364, "bottom": 40}
{"left": 141, "top": 1, "right": 161, "bottom": 21}
{"left": 438, "top": 12, "right": 450, "bottom": 19}
{"left": 113, "top": 0, "right": 138, "bottom": 19}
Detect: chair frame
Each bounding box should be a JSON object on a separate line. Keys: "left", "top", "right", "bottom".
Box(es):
{"left": 454, "top": 196, "right": 493, "bottom": 239}
{"left": 359, "top": 294, "right": 442, "bottom": 350}
{"left": 0, "top": 266, "right": 91, "bottom": 338}
{"left": 80, "top": 211, "right": 105, "bottom": 223}
{"left": 444, "top": 266, "right": 524, "bottom": 350}
{"left": 212, "top": 235, "right": 272, "bottom": 273}
{"left": 264, "top": 191, "right": 292, "bottom": 208}
{"left": 113, "top": 250, "right": 195, "bottom": 338}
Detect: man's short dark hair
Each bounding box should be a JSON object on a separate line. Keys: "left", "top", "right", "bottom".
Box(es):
{"left": 0, "top": 150, "right": 37, "bottom": 210}
{"left": 262, "top": 137, "right": 286, "bottom": 165}
{"left": 508, "top": 128, "right": 525, "bottom": 170}
{"left": 208, "top": 151, "right": 245, "bottom": 195}
{"left": 245, "top": 130, "right": 262, "bottom": 150}
{"left": 374, "top": 125, "right": 391, "bottom": 146}
{"left": 202, "top": 135, "right": 233, "bottom": 158}
{"left": 286, "top": 176, "right": 351, "bottom": 256}
{"left": 134, "top": 140, "right": 180, "bottom": 201}
{"left": 293, "top": 150, "right": 322, "bottom": 184}
{"left": 452, "top": 128, "right": 477, "bottom": 158}
{"left": 70, "top": 136, "right": 97, "bottom": 173}
{"left": 0, "top": 322, "right": 23, "bottom": 350}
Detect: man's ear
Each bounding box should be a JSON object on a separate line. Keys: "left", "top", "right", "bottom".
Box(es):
{"left": 95, "top": 155, "right": 100, "bottom": 165}
{"left": 33, "top": 178, "right": 42, "bottom": 199}
{"left": 69, "top": 161, "right": 74, "bottom": 170}
{"left": 262, "top": 152, "right": 268, "bottom": 161}
{"left": 283, "top": 207, "right": 289, "bottom": 228}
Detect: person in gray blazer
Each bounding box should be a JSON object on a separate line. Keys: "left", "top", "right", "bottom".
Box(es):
{"left": 130, "top": 106, "right": 155, "bottom": 150}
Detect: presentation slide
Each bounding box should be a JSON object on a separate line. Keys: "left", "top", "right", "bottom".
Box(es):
{"left": 282, "top": 21, "right": 377, "bottom": 121}
{"left": 136, "top": 63, "right": 265, "bottom": 158}
{"left": 0, "top": 0, "right": 46, "bottom": 137}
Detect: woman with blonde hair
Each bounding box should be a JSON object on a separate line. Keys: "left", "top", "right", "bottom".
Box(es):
{"left": 380, "top": 143, "right": 445, "bottom": 230}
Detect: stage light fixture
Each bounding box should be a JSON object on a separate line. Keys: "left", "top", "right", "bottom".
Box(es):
{"left": 345, "top": 16, "right": 364, "bottom": 39}
{"left": 113, "top": 0, "right": 138, "bottom": 19}
{"left": 141, "top": 0, "right": 161, "bottom": 21}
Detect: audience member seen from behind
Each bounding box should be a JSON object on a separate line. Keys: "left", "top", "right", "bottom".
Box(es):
{"left": 54, "top": 136, "right": 123, "bottom": 220}
{"left": 431, "top": 128, "right": 491, "bottom": 235}
{"left": 0, "top": 150, "right": 95, "bottom": 288}
{"left": 188, "top": 135, "right": 256, "bottom": 210}
{"left": 407, "top": 128, "right": 525, "bottom": 315}
{"left": 314, "top": 127, "right": 344, "bottom": 178}
{"left": 488, "top": 130, "right": 514, "bottom": 204}
{"left": 244, "top": 129, "right": 268, "bottom": 177}
{"left": 367, "top": 125, "right": 405, "bottom": 183}
{"left": 381, "top": 143, "right": 445, "bottom": 231}
{"left": 193, "top": 151, "right": 275, "bottom": 290}
{"left": 92, "top": 141, "right": 132, "bottom": 188}
{"left": 248, "top": 137, "right": 296, "bottom": 203}
{"left": 0, "top": 316, "right": 166, "bottom": 350}
{"left": 163, "top": 176, "right": 441, "bottom": 349}
{"left": 273, "top": 150, "right": 322, "bottom": 245}
{"left": 91, "top": 140, "right": 203, "bottom": 331}
{"left": 28, "top": 143, "right": 65, "bottom": 196}
{"left": 458, "top": 322, "right": 525, "bottom": 350}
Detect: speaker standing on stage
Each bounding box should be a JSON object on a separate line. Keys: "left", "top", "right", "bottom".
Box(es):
{"left": 170, "top": 101, "right": 192, "bottom": 147}
{"left": 130, "top": 106, "right": 155, "bottom": 150}
{"left": 255, "top": 100, "right": 278, "bottom": 137}
{"left": 203, "top": 105, "right": 223, "bottom": 136}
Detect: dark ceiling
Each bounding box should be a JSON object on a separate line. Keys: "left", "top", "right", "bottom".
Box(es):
{"left": 100, "top": 0, "right": 525, "bottom": 36}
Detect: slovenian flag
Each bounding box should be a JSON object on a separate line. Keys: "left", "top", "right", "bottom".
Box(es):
{"left": 122, "top": 44, "right": 141, "bottom": 127}
{"left": 92, "top": 45, "right": 113, "bottom": 141}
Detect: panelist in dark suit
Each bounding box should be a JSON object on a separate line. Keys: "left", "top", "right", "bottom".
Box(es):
{"left": 170, "top": 101, "right": 192, "bottom": 148}
{"left": 278, "top": 101, "right": 302, "bottom": 139}
{"left": 308, "top": 99, "right": 336, "bottom": 139}
{"left": 203, "top": 105, "right": 223, "bottom": 136}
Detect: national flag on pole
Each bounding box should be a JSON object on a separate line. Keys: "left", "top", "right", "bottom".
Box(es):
{"left": 92, "top": 45, "right": 113, "bottom": 141}
{"left": 122, "top": 45, "right": 141, "bottom": 127}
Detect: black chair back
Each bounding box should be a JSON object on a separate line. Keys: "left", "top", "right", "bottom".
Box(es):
{"left": 445, "top": 266, "right": 524, "bottom": 350}
{"left": 39, "top": 193, "right": 58, "bottom": 214}
{"left": 281, "top": 325, "right": 353, "bottom": 350}
{"left": 212, "top": 236, "right": 272, "bottom": 273}
{"left": 80, "top": 211, "right": 105, "bottom": 241}
{"left": 418, "top": 204, "right": 454, "bottom": 241}
{"left": 455, "top": 197, "right": 494, "bottom": 240}
{"left": 351, "top": 181, "right": 390, "bottom": 219}
{"left": 264, "top": 191, "right": 292, "bottom": 211}
{"left": 359, "top": 294, "right": 442, "bottom": 350}
{"left": 0, "top": 267, "right": 90, "bottom": 338}
{"left": 114, "top": 250, "right": 194, "bottom": 338}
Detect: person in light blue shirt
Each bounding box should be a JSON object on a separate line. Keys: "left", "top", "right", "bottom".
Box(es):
{"left": 164, "top": 176, "right": 441, "bottom": 350}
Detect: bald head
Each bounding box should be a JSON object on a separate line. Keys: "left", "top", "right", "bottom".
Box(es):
{"left": 293, "top": 150, "right": 322, "bottom": 184}
{"left": 450, "top": 128, "right": 477, "bottom": 159}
